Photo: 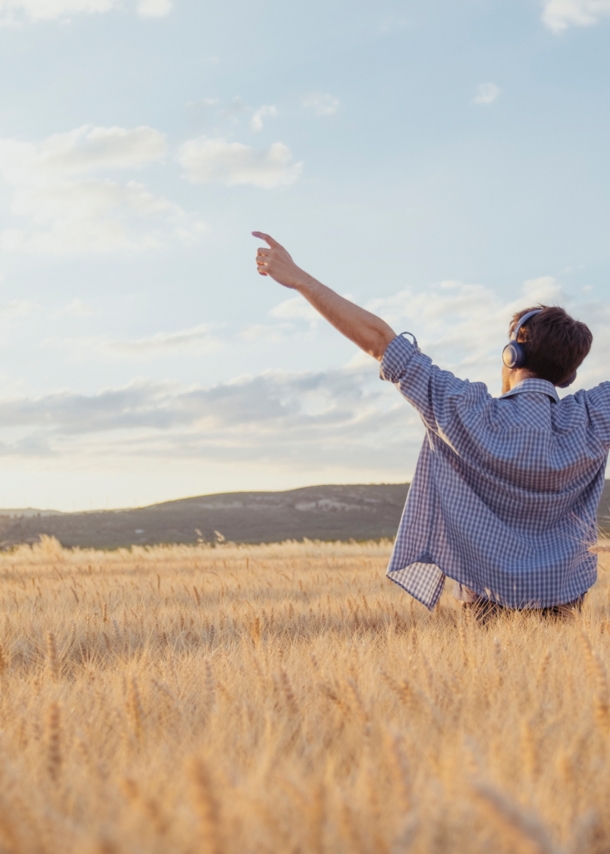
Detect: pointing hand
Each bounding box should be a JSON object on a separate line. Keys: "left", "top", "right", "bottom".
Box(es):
{"left": 252, "top": 232, "right": 308, "bottom": 290}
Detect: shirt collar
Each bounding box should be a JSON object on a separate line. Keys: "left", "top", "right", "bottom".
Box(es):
{"left": 500, "top": 378, "right": 560, "bottom": 403}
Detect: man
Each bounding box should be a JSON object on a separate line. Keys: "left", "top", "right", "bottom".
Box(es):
{"left": 253, "top": 231, "right": 610, "bottom": 617}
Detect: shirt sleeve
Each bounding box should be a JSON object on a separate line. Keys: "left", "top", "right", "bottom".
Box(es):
{"left": 584, "top": 382, "right": 610, "bottom": 449}
{"left": 379, "top": 333, "right": 482, "bottom": 434}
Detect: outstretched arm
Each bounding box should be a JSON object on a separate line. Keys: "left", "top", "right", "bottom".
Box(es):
{"left": 253, "top": 232, "right": 396, "bottom": 361}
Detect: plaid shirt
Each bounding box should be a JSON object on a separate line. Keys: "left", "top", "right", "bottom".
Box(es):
{"left": 380, "top": 333, "right": 610, "bottom": 610}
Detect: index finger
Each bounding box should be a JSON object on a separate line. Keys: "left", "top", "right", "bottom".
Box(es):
{"left": 252, "top": 231, "right": 283, "bottom": 249}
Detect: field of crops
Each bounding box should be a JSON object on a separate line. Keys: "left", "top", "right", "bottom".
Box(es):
{"left": 0, "top": 535, "right": 609, "bottom": 854}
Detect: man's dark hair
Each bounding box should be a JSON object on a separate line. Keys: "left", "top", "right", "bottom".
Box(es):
{"left": 509, "top": 305, "right": 593, "bottom": 386}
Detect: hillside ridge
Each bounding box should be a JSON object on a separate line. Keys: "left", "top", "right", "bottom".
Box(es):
{"left": 0, "top": 480, "right": 607, "bottom": 549}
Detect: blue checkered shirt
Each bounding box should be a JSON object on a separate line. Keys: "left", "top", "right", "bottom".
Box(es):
{"left": 380, "top": 333, "right": 610, "bottom": 610}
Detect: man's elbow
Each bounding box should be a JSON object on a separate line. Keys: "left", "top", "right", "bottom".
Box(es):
{"left": 370, "top": 328, "right": 396, "bottom": 361}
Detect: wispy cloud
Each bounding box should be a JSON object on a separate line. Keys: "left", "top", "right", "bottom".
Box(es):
{"left": 52, "top": 299, "right": 95, "bottom": 319}
{"left": 0, "top": 366, "right": 418, "bottom": 476}
{"left": 250, "top": 105, "right": 278, "bottom": 133}
{"left": 0, "top": 125, "right": 206, "bottom": 254}
{"left": 187, "top": 97, "right": 279, "bottom": 135}
{"left": 473, "top": 82, "right": 501, "bottom": 105}
{"left": 239, "top": 296, "right": 320, "bottom": 342}
{"left": 41, "top": 323, "right": 222, "bottom": 359}
{"left": 108, "top": 324, "right": 218, "bottom": 355}
{"left": 269, "top": 295, "right": 319, "bottom": 322}
{"left": 542, "top": 0, "right": 610, "bottom": 32}
{"left": 302, "top": 93, "right": 340, "bottom": 117}
{"left": 178, "top": 136, "right": 303, "bottom": 188}
{"left": 0, "top": 125, "right": 167, "bottom": 181}
{"left": 239, "top": 324, "right": 292, "bottom": 343}
{"left": 0, "top": 300, "right": 40, "bottom": 317}
{"left": 0, "top": 0, "right": 173, "bottom": 25}
{"left": 136, "top": 0, "right": 172, "bottom": 17}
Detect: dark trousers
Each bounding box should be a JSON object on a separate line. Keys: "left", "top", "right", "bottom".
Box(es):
{"left": 464, "top": 594, "right": 586, "bottom": 625}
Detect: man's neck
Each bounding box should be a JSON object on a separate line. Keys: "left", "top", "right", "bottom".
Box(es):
{"left": 501, "top": 367, "right": 540, "bottom": 395}
{"left": 509, "top": 368, "right": 538, "bottom": 390}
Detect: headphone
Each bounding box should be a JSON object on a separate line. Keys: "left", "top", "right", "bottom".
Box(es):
{"left": 502, "top": 309, "right": 576, "bottom": 389}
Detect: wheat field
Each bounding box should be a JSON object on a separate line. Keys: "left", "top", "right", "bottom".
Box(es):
{"left": 0, "top": 535, "right": 608, "bottom": 854}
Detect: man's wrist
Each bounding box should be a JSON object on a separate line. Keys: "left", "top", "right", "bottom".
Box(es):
{"left": 294, "top": 271, "right": 321, "bottom": 293}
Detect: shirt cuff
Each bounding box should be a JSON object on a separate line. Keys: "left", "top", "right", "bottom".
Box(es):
{"left": 379, "top": 333, "right": 418, "bottom": 383}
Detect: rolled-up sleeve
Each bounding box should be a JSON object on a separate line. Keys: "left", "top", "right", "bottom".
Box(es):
{"left": 379, "top": 333, "right": 419, "bottom": 382}
{"left": 380, "top": 332, "right": 477, "bottom": 434}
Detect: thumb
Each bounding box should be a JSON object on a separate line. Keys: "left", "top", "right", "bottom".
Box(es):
{"left": 252, "top": 231, "right": 283, "bottom": 249}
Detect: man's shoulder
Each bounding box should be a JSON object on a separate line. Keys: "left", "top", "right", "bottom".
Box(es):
{"left": 563, "top": 382, "right": 610, "bottom": 408}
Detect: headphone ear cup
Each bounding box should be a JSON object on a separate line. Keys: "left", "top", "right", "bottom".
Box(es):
{"left": 502, "top": 342, "right": 525, "bottom": 369}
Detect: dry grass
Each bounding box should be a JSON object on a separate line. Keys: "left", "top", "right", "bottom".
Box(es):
{"left": 0, "top": 534, "right": 608, "bottom": 853}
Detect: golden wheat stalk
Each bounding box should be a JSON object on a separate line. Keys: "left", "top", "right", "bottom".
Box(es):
{"left": 46, "top": 631, "right": 59, "bottom": 681}
{"left": 279, "top": 667, "right": 299, "bottom": 716}
{"left": 521, "top": 718, "right": 539, "bottom": 781}
{"left": 579, "top": 632, "right": 610, "bottom": 732}
{"left": 45, "top": 702, "right": 62, "bottom": 782}
{"left": 126, "top": 676, "right": 144, "bottom": 745}
{"left": 189, "top": 757, "right": 222, "bottom": 854}
{"left": 0, "top": 641, "right": 8, "bottom": 678}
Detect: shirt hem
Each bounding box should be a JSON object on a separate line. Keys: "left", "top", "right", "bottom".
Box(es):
{"left": 387, "top": 571, "right": 440, "bottom": 611}
{"left": 387, "top": 561, "right": 596, "bottom": 612}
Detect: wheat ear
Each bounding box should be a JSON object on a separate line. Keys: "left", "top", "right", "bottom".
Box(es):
{"left": 46, "top": 632, "right": 59, "bottom": 681}
{"left": 45, "top": 702, "right": 62, "bottom": 782}
{"left": 279, "top": 668, "right": 299, "bottom": 716}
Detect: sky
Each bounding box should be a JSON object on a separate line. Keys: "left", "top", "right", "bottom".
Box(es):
{"left": 0, "top": 0, "right": 609, "bottom": 510}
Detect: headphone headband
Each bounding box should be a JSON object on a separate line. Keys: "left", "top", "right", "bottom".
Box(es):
{"left": 510, "top": 309, "right": 542, "bottom": 342}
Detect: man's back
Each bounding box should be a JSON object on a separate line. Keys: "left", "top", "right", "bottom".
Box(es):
{"left": 380, "top": 334, "right": 610, "bottom": 610}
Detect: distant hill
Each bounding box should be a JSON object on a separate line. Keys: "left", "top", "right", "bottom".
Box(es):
{"left": 0, "top": 484, "right": 410, "bottom": 549}
{"left": 0, "top": 480, "right": 607, "bottom": 550}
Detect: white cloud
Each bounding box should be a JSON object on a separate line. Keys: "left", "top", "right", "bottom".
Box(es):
{"left": 0, "top": 366, "right": 412, "bottom": 472}
{"left": 250, "top": 105, "right": 278, "bottom": 133}
{"left": 303, "top": 93, "right": 340, "bottom": 117}
{"left": 239, "top": 324, "right": 292, "bottom": 343}
{"left": 108, "top": 324, "right": 218, "bottom": 355}
{"left": 270, "top": 295, "right": 319, "bottom": 322}
{"left": 178, "top": 137, "right": 303, "bottom": 189}
{"left": 41, "top": 323, "right": 222, "bottom": 359}
{"left": 473, "top": 82, "right": 501, "bottom": 105}
{"left": 52, "top": 299, "right": 95, "bottom": 319}
{"left": 238, "top": 295, "right": 323, "bottom": 343}
{"left": 0, "top": 125, "right": 167, "bottom": 183}
{"left": 0, "top": 0, "right": 172, "bottom": 24}
{"left": 0, "top": 125, "right": 206, "bottom": 254}
{"left": 136, "top": 0, "right": 171, "bottom": 16}
{"left": 541, "top": 0, "right": 610, "bottom": 32}
{"left": 188, "top": 98, "right": 283, "bottom": 136}
{"left": 0, "top": 300, "right": 39, "bottom": 317}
